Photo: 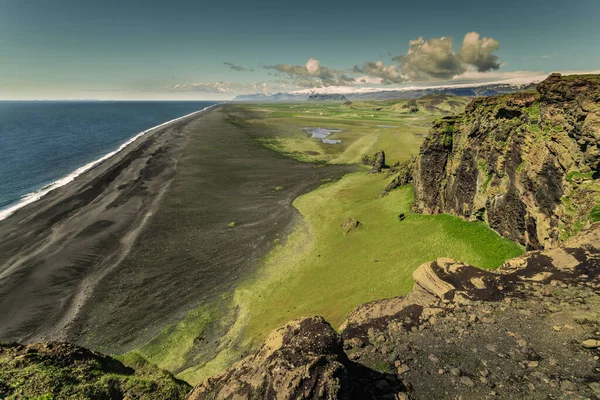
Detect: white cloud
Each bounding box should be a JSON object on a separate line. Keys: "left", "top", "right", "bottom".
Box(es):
{"left": 458, "top": 32, "right": 501, "bottom": 72}
{"left": 393, "top": 36, "right": 466, "bottom": 80}
{"left": 355, "top": 61, "right": 403, "bottom": 84}
{"left": 306, "top": 58, "right": 320, "bottom": 74}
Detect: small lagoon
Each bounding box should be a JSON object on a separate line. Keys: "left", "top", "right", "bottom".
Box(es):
{"left": 303, "top": 127, "right": 342, "bottom": 144}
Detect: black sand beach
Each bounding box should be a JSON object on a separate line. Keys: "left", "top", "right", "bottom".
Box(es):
{"left": 0, "top": 105, "right": 351, "bottom": 353}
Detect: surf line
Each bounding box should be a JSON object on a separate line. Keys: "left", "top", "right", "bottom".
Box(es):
{"left": 0, "top": 103, "right": 223, "bottom": 221}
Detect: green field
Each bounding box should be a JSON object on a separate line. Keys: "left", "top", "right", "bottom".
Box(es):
{"left": 238, "top": 95, "right": 469, "bottom": 165}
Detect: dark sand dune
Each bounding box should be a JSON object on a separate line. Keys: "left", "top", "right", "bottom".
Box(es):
{"left": 0, "top": 105, "right": 352, "bottom": 352}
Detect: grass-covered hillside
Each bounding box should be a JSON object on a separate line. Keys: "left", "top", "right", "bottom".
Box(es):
{"left": 237, "top": 172, "right": 523, "bottom": 341}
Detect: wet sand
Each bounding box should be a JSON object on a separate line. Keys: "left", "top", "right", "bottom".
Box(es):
{"left": 0, "top": 105, "right": 352, "bottom": 353}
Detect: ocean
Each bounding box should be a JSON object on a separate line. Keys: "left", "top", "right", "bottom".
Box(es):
{"left": 0, "top": 100, "right": 219, "bottom": 219}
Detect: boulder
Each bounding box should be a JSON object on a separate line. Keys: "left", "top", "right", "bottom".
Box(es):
{"left": 187, "top": 317, "right": 351, "bottom": 400}
{"left": 342, "top": 217, "right": 360, "bottom": 235}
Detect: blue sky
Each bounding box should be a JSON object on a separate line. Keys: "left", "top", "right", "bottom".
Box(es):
{"left": 1, "top": 0, "right": 599, "bottom": 99}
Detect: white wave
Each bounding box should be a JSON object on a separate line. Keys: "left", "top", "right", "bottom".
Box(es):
{"left": 0, "top": 103, "right": 222, "bottom": 221}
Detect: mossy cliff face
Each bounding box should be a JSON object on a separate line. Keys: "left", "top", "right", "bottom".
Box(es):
{"left": 413, "top": 73, "right": 600, "bottom": 250}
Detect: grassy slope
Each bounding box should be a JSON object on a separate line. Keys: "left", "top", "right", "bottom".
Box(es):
{"left": 237, "top": 173, "right": 523, "bottom": 343}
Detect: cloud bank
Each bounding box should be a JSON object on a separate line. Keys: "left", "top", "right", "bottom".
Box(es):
{"left": 263, "top": 58, "right": 355, "bottom": 88}
{"left": 224, "top": 62, "right": 253, "bottom": 72}
{"left": 165, "top": 81, "right": 284, "bottom": 94}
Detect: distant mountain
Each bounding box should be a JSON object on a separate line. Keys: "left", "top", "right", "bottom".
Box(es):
{"left": 233, "top": 92, "right": 305, "bottom": 101}
{"left": 307, "top": 93, "right": 348, "bottom": 101}
{"left": 232, "top": 82, "right": 538, "bottom": 102}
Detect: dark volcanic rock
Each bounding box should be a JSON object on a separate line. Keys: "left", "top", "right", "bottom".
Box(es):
{"left": 372, "top": 150, "right": 386, "bottom": 173}
{"left": 413, "top": 73, "right": 600, "bottom": 249}
{"left": 188, "top": 316, "right": 407, "bottom": 400}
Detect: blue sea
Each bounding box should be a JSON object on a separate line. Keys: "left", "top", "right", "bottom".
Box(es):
{"left": 0, "top": 101, "right": 219, "bottom": 219}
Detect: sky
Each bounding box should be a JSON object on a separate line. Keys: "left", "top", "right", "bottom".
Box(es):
{"left": 1, "top": 0, "right": 599, "bottom": 100}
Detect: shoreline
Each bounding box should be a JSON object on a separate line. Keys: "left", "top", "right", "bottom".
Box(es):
{"left": 0, "top": 103, "right": 222, "bottom": 222}
{"left": 0, "top": 104, "right": 353, "bottom": 355}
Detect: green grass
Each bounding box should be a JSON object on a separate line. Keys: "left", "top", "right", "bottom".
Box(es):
{"left": 235, "top": 173, "right": 523, "bottom": 345}
{"left": 566, "top": 170, "right": 595, "bottom": 183}
{"left": 132, "top": 97, "right": 523, "bottom": 385}
{"left": 227, "top": 221, "right": 237, "bottom": 228}
{"left": 272, "top": 185, "right": 285, "bottom": 192}
{"left": 589, "top": 205, "right": 600, "bottom": 222}
{"left": 131, "top": 306, "right": 214, "bottom": 373}
{"left": 158, "top": 173, "right": 522, "bottom": 385}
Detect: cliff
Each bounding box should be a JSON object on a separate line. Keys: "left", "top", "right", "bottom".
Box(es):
{"left": 412, "top": 73, "right": 600, "bottom": 250}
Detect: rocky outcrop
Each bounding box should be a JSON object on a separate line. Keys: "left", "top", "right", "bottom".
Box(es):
{"left": 382, "top": 157, "right": 415, "bottom": 197}
{"left": 187, "top": 316, "right": 408, "bottom": 400}
{"left": 0, "top": 342, "right": 190, "bottom": 399}
{"left": 362, "top": 150, "right": 387, "bottom": 173}
{"left": 413, "top": 73, "right": 600, "bottom": 250}
{"left": 187, "top": 317, "right": 350, "bottom": 399}
{"left": 342, "top": 217, "right": 360, "bottom": 235}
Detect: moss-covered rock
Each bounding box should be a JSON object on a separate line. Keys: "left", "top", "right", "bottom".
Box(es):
{"left": 0, "top": 342, "right": 190, "bottom": 399}
{"left": 413, "top": 73, "right": 600, "bottom": 250}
